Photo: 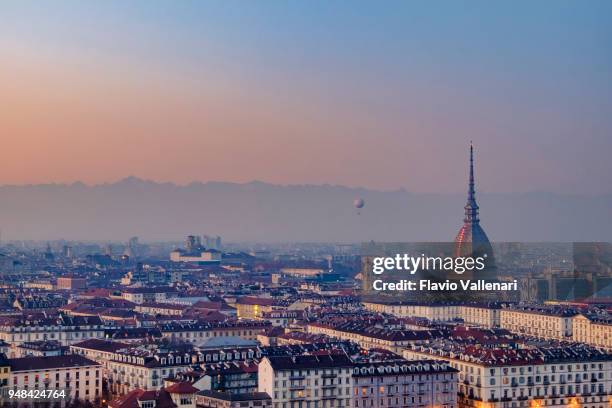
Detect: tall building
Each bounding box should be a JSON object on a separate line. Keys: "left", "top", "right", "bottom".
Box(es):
{"left": 44, "top": 243, "right": 54, "bottom": 261}
{"left": 170, "top": 235, "right": 222, "bottom": 264}
{"left": 123, "top": 236, "right": 139, "bottom": 259}
{"left": 351, "top": 360, "right": 457, "bottom": 408}
{"left": 454, "top": 143, "right": 494, "bottom": 268}
{"left": 203, "top": 235, "right": 222, "bottom": 250}
{"left": 186, "top": 235, "right": 201, "bottom": 252}
{"left": 8, "top": 355, "right": 102, "bottom": 403}
{"left": 404, "top": 342, "right": 612, "bottom": 408}
{"left": 62, "top": 245, "right": 73, "bottom": 258}
{"left": 258, "top": 353, "right": 354, "bottom": 408}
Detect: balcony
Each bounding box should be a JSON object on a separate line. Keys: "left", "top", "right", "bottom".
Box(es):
{"left": 321, "top": 374, "right": 337, "bottom": 379}
{"left": 290, "top": 376, "right": 305, "bottom": 381}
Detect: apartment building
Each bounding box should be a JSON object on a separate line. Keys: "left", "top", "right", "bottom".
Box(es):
{"left": 259, "top": 353, "right": 354, "bottom": 408}
{"left": 500, "top": 306, "right": 576, "bottom": 340}
{"left": 76, "top": 340, "right": 265, "bottom": 396}
{"left": 404, "top": 341, "right": 612, "bottom": 408}
{"left": 458, "top": 304, "right": 501, "bottom": 328}
{"left": 0, "top": 315, "right": 105, "bottom": 348}
{"left": 363, "top": 302, "right": 503, "bottom": 328}
{"left": 135, "top": 302, "right": 186, "bottom": 316}
{"left": 573, "top": 313, "right": 612, "bottom": 351}
{"left": 363, "top": 302, "right": 459, "bottom": 322}
{"left": 351, "top": 360, "right": 458, "bottom": 408}
{"left": 56, "top": 275, "right": 87, "bottom": 291}
{"left": 259, "top": 311, "right": 303, "bottom": 327}
{"left": 159, "top": 321, "right": 271, "bottom": 343}
{"left": 9, "top": 355, "right": 102, "bottom": 403}
{"left": 203, "top": 361, "right": 259, "bottom": 394}
{"left": 71, "top": 339, "right": 131, "bottom": 377}
{"left": 106, "top": 347, "right": 197, "bottom": 395}
{"left": 235, "top": 297, "right": 278, "bottom": 319}
{"left": 121, "top": 286, "right": 178, "bottom": 304}
{"left": 306, "top": 320, "right": 446, "bottom": 354}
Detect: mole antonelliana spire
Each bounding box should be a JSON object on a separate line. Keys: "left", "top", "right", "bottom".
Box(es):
{"left": 454, "top": 143, "right": 493, "bottom": 262}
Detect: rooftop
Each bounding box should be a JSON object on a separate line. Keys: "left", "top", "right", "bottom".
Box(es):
{"left": 197, "top": 390, "right": 271, "bottom": 402}
{"left": 265, "top": 352, "right": 353, "bottom": 370}
{"left": 10, "top": 355, "right": 100, "bottom": 371}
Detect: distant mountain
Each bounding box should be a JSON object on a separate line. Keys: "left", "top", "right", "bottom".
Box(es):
{"left": 0, "top": 178, "right": 610, "bottom": 242}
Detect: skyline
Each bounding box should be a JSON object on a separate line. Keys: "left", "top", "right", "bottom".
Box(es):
{"left": 1, "top": 178, "right": 610, "bottom": 242}
{"left": 1, "top": 1, "right": 611, "bottom": 194}
{"left": 0, "top": 3, "right": 610, "bottom": 407}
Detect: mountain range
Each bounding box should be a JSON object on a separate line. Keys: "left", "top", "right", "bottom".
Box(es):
{"left": 0, "top": 177, "right": 610, "bottom": 242}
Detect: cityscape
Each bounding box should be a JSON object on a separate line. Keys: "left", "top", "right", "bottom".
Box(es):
{"left": 1, "top": 2, "right": 611, "bottom": 408}
{"left": 0, "top": 146, "right": 610, "bottom": 408}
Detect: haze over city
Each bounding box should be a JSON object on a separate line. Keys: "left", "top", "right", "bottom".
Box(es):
{"left": 0, "top": 4, "right": 611, "bottom": 408}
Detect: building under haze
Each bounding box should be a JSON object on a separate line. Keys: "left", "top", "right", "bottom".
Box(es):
{"left": 454, "top": 144, "right": 494, "bottom": 269}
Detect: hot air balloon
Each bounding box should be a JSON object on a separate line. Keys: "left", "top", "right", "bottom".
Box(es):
{"left": 353, "top": 198, "right": 365, "bottom": 215}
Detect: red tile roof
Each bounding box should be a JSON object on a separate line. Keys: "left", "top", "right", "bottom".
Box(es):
{"left": 165, "top": 382, "right": 199, "bottom": 394}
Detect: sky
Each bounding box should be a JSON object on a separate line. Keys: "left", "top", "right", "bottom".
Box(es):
{"left": 0, "top": 1, "right": 611, "bottom": 194}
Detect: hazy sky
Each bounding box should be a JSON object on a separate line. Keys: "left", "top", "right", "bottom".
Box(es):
{"left": 1, "top": 1, "right": 610, "bottom": 194}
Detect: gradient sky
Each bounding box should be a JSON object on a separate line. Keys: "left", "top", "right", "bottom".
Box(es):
{"left": 1, "top": 1, "right": 611, "bottom": 194}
